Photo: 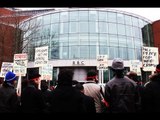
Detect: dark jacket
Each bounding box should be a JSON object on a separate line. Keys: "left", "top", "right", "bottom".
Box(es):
{"left": 80, "top": 92, "right": 96, "bottom": 113}
{"left": 21, "top": 84, "right": 46, "bottom": 113}
{"left": 143, "top": 73, "right": 160, "bottom": 112}
{"left": 104, "top": 76, "right": 140, "bottom": 113}
{"left": 0, "top": 82, "right": 20, "bottom": 113}
{"left": 49, "top": 85, "right": 86, "bottom": 112}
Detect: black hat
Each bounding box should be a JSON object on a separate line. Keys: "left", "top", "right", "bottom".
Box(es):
{"left": 27, "top": 69, "right": 41, "bottom": 80}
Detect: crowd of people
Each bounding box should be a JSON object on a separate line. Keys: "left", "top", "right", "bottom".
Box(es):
{"left": 0, "top": 58, "right": 160, "bottom": 113}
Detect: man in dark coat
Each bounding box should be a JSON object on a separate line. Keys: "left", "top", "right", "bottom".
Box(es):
{"left": 104, "top": 58, "right": 140, "bottom": 113}
{"left": 49, "top": 69, "right": 86, "bottom": 112}
{"left": 21, "top": 69, "right": 46, "bottom": 113}
{"left": 0, "top": 71, "right": 20, "bottom": 113}
{"left": 75, "top": 83, "right": 96, "bottom": 113}
{"left": 143, "top": 64, "right": 160, "bottom": 112}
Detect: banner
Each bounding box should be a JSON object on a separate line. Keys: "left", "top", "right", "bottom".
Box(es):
{"left": 142, "top": 47, "right": 159, "bottom": 71}
{"left": 97, "top": 55, "right": 108, "bottom": 70}
{"left": 130, "top": 60, "right": 142, "bottom": 76}
{"left": 0, "top": 62, "right": 13, "bottom": 77}
{"left": 13, "top": 53, "right": 28, "bottom": 76}
{"left": 34, "top": 46, "right": 48, "bottom": 67}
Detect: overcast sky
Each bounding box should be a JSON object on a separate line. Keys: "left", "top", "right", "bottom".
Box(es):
{"left": 17, "top": 7, "right": 160, "bottom": 22}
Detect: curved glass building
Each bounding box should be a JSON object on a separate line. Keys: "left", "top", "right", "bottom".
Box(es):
{"left": 20, "top": 8, "right": 152, "bottom": 83}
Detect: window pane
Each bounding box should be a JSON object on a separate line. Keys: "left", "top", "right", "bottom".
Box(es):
{"left": 109, "top": 35, "right": 118, "bottom": 46}
{"left": 80, "top": 34, "right": 89, "bottom": 45}
{"left": 128, "top": 48, "right": 135, "bottom": 60}
{"left": 117, "top": 13, "right": 124, "bottom": 24}
{"left": 136, "top": 48, "right": 142, "bottom": 61}
{"left": 60, "top": 22, "right": 69, "bottom": 34}
{"left": 89, "top": 11, "right": 98, "bottom": 21}
{"left": 90, "top": 45, "right": 96, "bottom": 59}
{"left": 118, "top": 36, "right": 127, "bottom": 47}
{"left": 108, "top": 12, "right": 116, "bottom": 23}
{"left": 43, "top": 15, "right": 51, "bottom": 25}
{"left": 60, "top": 12, "right": 68, "bottom": 22}
{"left": 89, "top": 22, "right": 98, "bottom": 33}
{"left": 69, "top": 34, "right": 79, "bottom": 45}
{"left": 119, "top": 47, "right": 127, "bottom": 60}
{"left": 59, "top": 35, "right": 68, "bottom": 46}
{"left": 69, "top": 46, "right": 79, "bottom": 59}
{"left": 69, "top": 22, "right": 78, "bottom": 33}
{"left": 51, "top": 45, "right": 59, "bottom": 59}
{"left": 99, "top": 46, "right": 108, "bottom": 55}
{"left": 109, "top": 47, "right": 118, "bottom": 59}
{"left": 80, "top": 46, "right": 89, "bottom": 59}
{"left": 79, "top": 11, "right": 88, "bottom": 21}
{"left": 79, "top": 22, "right": 88, "bottom": 33}
{"left": 99, "top": 22, "right": 108, "bottom": 33}
{"left": 117, "top": 24, "right": 125, "bottom": 35}
{"left": 125, "top": 15, "right": 132, "bottom": 25}
{"left": 108, "top": 23, "right": 117, "bottom": 34}
{"left": 60, "top": 46, "right": 68, "bottom": 59}
{"left": 99, "top": 11, "right": 107, "bottom": 21}
{"left": 99, "top": 34, "right": 109, "bottom": 46}
{"left": 126, "top": 37, "right": 134, "bottom": 48}
{"left": 132, "top": 17, "right": 139, "bottom": 26}
{"left": 69, "top": 11, "right": 78, "bottom": 21}
{"left": 51, "top": 13, "right": 59, "bottom": 23}
{"left": 89, "top": 34, "right": 98, "bottom": 45}
{"left": 126, "top": 25, "right": 132, "bottom": 36}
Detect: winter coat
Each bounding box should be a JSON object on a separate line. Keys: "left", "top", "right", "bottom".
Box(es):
{"left": 0, "top": 83, "right": 20, "bottom": 113}
{"left": 143, "top": 73, "right": 160, "bottom": 112}
{"left": 80, "top": 92, "right": 96, "bottom": 113}
{"left": 21, "top": 84, "right": 46, "bottom": 113}
{"left": 104, "top": 76, "right": 140, "bottom": 113}
{"left": 49, "top": 85, "right": 86, "bottom": 112}
{"left": 83, "top": 82, "right": 104, "bottom": 113}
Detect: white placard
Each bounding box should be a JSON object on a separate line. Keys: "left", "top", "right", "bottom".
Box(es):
{"left": 34, "top": 46, "right": 48, "bottom": 67}
{"left": 130, "top": 60, "right": 142, "bottom": 76}
{"left": 0, "top": 62, "right": 13, "bottom": 77}
{"left": 97, "top": 55, "right": 108, "bottom": 70}
{"left": 142, "top": 47, "right": 159, "bottom": 71}
{"left": 13, "top": 53, "right": 28, "bottom": 76}
{"left": 40, "top": 64, "right": 52, "bottom": 80}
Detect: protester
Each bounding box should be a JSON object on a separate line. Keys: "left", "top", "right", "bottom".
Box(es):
{"left": 83, "top": 70, "right": 106, "bottom": 113}
{"left": 40, "top": 80, "right": 52, "bottom": 112}
{"left": 0, "top": 71, "right": 20, "bottom": 113}
{"left": 75, "top": 83, "right": 96, "bottom": 113}
{"left": 21, "top": 69, "right": 46, "bottom": 113}
{"left": 104, "top": 58, "right": 140, "bottom": 113}
{"left": 143, "top": 64, "right": 160, "bottom": 112}
{"left": 49, "top": 68, "right": 86, "bottom": 112}
{"left": 126, "top": 71, "right": 144, "bottom": 112}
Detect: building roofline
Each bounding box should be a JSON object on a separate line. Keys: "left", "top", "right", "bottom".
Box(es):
{"left": 20, "top": 8, "right": 152, "bottom": 24}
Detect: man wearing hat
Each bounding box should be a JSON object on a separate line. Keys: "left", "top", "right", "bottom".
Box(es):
{"left": 143, "top": 63, "right": 160, "bottom": 112}
{"left": 104, "top": 58, "right": 140, "bottom": 113}
{"left": 0, "top": 71, "right": 20, "bottom": 113}
{"left": 21, "top": 69, "right": 46, "bottom": 113}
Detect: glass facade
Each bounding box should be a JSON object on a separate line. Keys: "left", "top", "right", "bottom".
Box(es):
{"left": 21, "top": 9, "right": 151, "bottom": 62}
{"left": 20, "top": 8, "right": 152, "bottom": 82}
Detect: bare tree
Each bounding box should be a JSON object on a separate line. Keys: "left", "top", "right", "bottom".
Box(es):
{"left": 0, "top": 10, "right": 59, "bottom": 63}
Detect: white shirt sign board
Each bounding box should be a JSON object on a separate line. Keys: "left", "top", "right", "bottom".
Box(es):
{"left": 130, "top": 60, "right": 142, "bottom": 76}
{"left": 13, "top": 53, "right": 28, "bottom": 76}
{"left": 34, "top": 46, "right": 48, "bottom": 67}
{"left": 97, "top": 55, "right": 108, "bottom": 70}
{"left": 142, "top": 47, "right": 159, "bottom": 71}
{"left": 0, "top": 62, "right": 13, "bottom": 77}
{"left": 40, "top": 64, "right": 52, "bottom": 80}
